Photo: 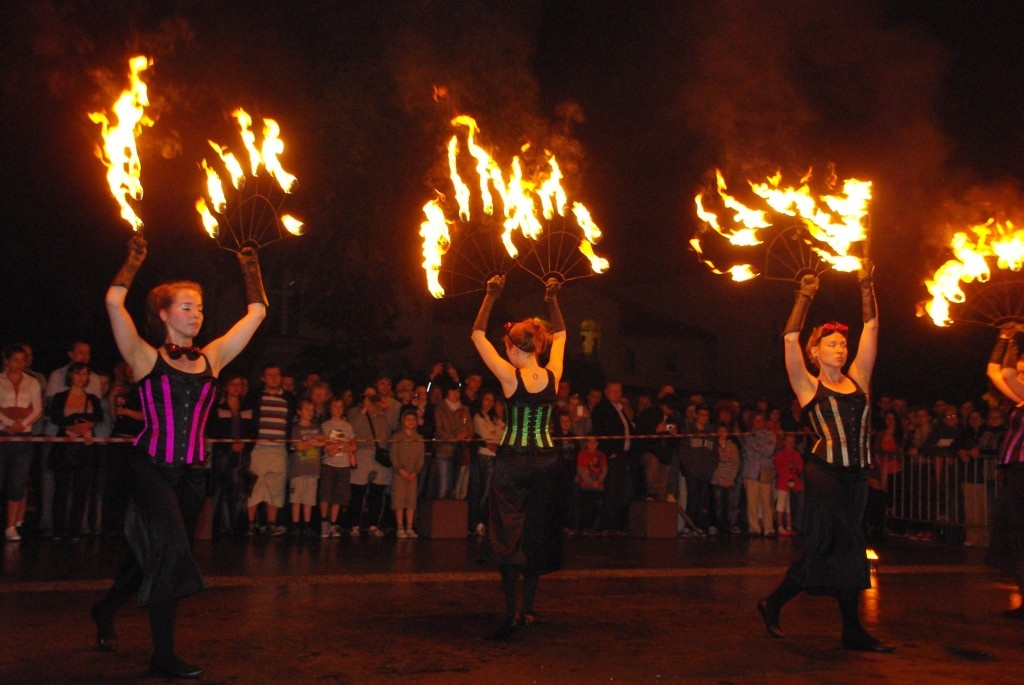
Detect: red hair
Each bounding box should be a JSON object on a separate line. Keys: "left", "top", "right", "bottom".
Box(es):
{"left": 504, "top": 318, "right": 552, "bottom": 356}
{"left": 145, "top": 281, "right": 203, "bottom": 344}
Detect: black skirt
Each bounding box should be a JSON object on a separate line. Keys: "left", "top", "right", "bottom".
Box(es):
{"left": 785, "top": 459, "right": 871, "bottom": 595}
{"left": 112, "top": 450, "right": 208, "bottom": 606}
{"left": 488, "top": 446, "right": 564, "bottom": 575}
{"left": 986, "top": 465, "right": 1024, "bottom": 585}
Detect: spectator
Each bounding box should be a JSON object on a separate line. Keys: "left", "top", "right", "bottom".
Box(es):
{"left": 247, "top": 363, "right": 295, "bottom": 537}
{"left": 320, "top": 397, "right": 356, "bottom": 538}
{"left": 0, "top": 344, "right": 42, "bottom": 542}
{"left": 49, "top": 362, "right": 103, "bottom": 541}
{"left": 391, "top": 408, "right": 425, "bottom": 538}
{"left": 470, "top": 390, "right": 505, "bottom": 536}
{"left": 742, "top": 412, "right": 777, "bottom": 537}
{"left": 348, "top": 387, "right": 392, "bottom": 536}
{"left": 711, "top": 424, "right": 740, "bottom": 536}
{"left": 636, "top": 392, "right": 680, "bottom": 502}
{"left": 576, "top": 436, "right": 607, "bottom": 534}
{"left": 591, "top": 381, "right": 633, "bottom": 534}
{"left": 289, "top": 398, "right": 325, "bottom": 539}
{"left": 206, "top": 372, "right": 254, "bottom": 537}
{"left": 773, "top": 433, "right": 804, "bottom": 537}
{"left": 681, "top": 404, "right": 716, "bottom": 536}
{"left": 433, "top": 378, "right": 471, "bottom": 499}
{"left": 553, "top": 410, "right": 581, "bottom": 534}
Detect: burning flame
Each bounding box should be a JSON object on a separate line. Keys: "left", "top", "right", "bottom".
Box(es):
{"left": 690, "top": 238, "right": 757, "bottom": 281}
{"left": 693, "top": 167, "right": 871, "bottom": 279}
{"left": 420, "top": 114, "right": 608, "bottom": 296}
{"left": 195, "top": 197, "right": 219, "bottom": 239}
{"left": 920, "top": 219, "right": 1024, "bottom": 326}
{"left": 88, "top": 55, "right": 154, "bottom": 232}
{"left": 420, "top": 198, "right": 452, "bottom": 298}
{"left": 195, "top": 108, "right": 302, "bottom": 246}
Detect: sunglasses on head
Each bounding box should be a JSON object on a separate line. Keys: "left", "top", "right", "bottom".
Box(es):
{"left": 821, "top": 322, "right": 849, "bottom": 336}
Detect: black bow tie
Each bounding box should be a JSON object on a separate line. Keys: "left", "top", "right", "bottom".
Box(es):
{"left": 164, "top": 343, "right": 202, "bottom": 361}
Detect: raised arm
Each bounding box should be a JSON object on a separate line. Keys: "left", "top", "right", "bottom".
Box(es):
{"left": 202, "top": 247, "right": 267, "bottom": 376}
{"left": 783, "top": 273, "right": 819, "bottom": 405}
{"left": 470, "top": 275, "right": 517, "bottom": 391}
{"left": 543, "top": 278, "right": 566, "bottom": 384}
{"left": 988, "top": 325, "right": 1024, "bottom": 402}
{"left": 848, "top": 262, "right": 878, "bottom": 391}
{"left": 105, "top": 236, "right": 157, "bottom": 379}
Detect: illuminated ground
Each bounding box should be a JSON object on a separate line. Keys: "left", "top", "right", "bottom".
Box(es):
{"left": 1, "top": 533, "right": 1021, "bottom": 683}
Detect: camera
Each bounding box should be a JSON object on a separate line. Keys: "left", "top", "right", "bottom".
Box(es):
{"left": 367, "top": 394, "right": 382, "bottom": 404}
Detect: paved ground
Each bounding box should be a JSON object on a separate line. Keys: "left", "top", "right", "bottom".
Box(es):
{"left": 2, "top": 531, "right": 1022, "bottom": 684}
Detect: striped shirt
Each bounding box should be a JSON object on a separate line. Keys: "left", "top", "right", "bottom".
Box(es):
{"left": 134, "top": 354, "right": 216, "bottom": 465}
{"left": 257, "top": 389, "right": 290, "bottom": 444}
{"left": 804, "top": 380, "right": 871, "bottom": 469}
{"left": 999, "top": 404, "right": 1024, "bottom": 466}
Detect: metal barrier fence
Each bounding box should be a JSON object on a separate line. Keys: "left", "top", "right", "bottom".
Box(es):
{"left": 881, "top": 455, "right": 999, "bottom": 546}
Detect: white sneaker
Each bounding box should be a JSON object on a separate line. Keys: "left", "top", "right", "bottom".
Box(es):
{"left": 329, "top": 525, "right": 342, "bottom": 538}
{"left": 320, "top": 522, "right": 331, "bottom": 538}
{"left": 270, "top": 525, "right": 287, "bottom": 537}
{"left": 396, "top": 528, "right": 408, "bottom": 538}
{"left": 406, "top": 529, "right": 418, "bottom": 539}
{"left": 368, "top": 526, "right": 384, "bottom": 537}
{"left": 5, "top": 526, "right": 21, "bottom": 542}
{"left": 350, "top": 526, "right": 361, "bottom": 536}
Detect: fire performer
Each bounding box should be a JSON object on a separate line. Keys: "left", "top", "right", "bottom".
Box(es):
{"left": 471, "top": 274, "right": 566, "bottom": 640}
{"left": 757, "top": 265, "right": 895, "bottom": 653}
{"left": 984, "top": 324, "right": 1024, "bottom": 619}
{"left": 91, "top": 236, "right": 267, "bottom": 679}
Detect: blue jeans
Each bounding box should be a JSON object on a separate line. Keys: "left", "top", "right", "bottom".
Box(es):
{"left": 432, "top": 456, "right": 454, "bottom": 499}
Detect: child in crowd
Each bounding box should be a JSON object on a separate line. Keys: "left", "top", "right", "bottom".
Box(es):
{"left": 320, "top": 398, "right": 356, "bottom": 538}
{"left": 290, "top": 398, "right": 325, "bottom": 539}
{"left": 391, "top": 408, "right": 425, "bottom": 538}
{"left": 575, "top": 435, "right": 607, "bottom": 535}
{"left": 772, "top": 432, "right": 804, "bottom": 536}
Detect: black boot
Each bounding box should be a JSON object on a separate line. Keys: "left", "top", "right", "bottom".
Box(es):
{"left": 758, "top": 576, "right": 802, "bottom": 639}
{"left": 489, "top": 565, "right": 522, "bottom": 640}
{"left": 90, "top": 587, "right": 133, "bottom": 652}
{"left": 838, "top": 589, "right": 894, "bottom": 653}
{"left": 148, "top": 600, "right": 203, "bottom": 679}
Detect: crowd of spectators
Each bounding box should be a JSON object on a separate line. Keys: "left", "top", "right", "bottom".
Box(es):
{"left": 0, "top": 338, "right": 1006, "bottom": 546}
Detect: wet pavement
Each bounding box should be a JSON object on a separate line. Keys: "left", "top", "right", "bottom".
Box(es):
{"left": 2, "top": 530, "right": 1023, "bottom": 684}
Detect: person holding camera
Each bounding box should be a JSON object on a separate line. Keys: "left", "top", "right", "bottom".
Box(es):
{"left": 347, "top": 387, "right": 392, "bottom": 536}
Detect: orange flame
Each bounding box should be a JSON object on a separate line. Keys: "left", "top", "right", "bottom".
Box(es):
{"left": 919, "top": 219, "right": 1024, "bottom": 326}
{"left": 196, "top": 108, "right": 303, "bottom": 244}
{"left": 420, "top": 113, "right": 608, "bottom": 295}
{"left": 195, "top": 197, "right": 219, "bottom": 239}
{"left": 420, "top": 198, "right": 452, "bottom": 298}
{"left": 88, "top": 55, "right": 153, "bottom": 232}
{"left": 281, "top": 215, "right": 304, "bottom": 236}
{"left": 693, "top": 167, "right": 871, "bottom": 279}
{"left": 690, "top": 237, "right": 757, "bottom": 281}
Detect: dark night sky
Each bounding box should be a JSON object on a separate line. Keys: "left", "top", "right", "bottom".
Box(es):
{"left": 2, "top": 0, "right": 1024, "bottom": 402}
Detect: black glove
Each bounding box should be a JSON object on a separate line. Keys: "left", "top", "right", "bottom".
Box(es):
{"left": 473, "top": 275, "right": 504, "bottom": 332}
{"left": 544, "top": 278, "right": 565, "bottom": 334}
{"left": 782, "top": 273, "right": 818, "bottom": 336}
{"left": 111, "top": 235, "right": 147, "bottom": 290}
{"left": 237, "top": 246, "right": 268, "bottom": 306}
{"left": 859, "top": 261, "right": 877, "bottom": 323}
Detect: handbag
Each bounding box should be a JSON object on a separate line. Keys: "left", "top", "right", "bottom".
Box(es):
{"left": 367, "top": 415, "right": 392, "bottom": 467}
